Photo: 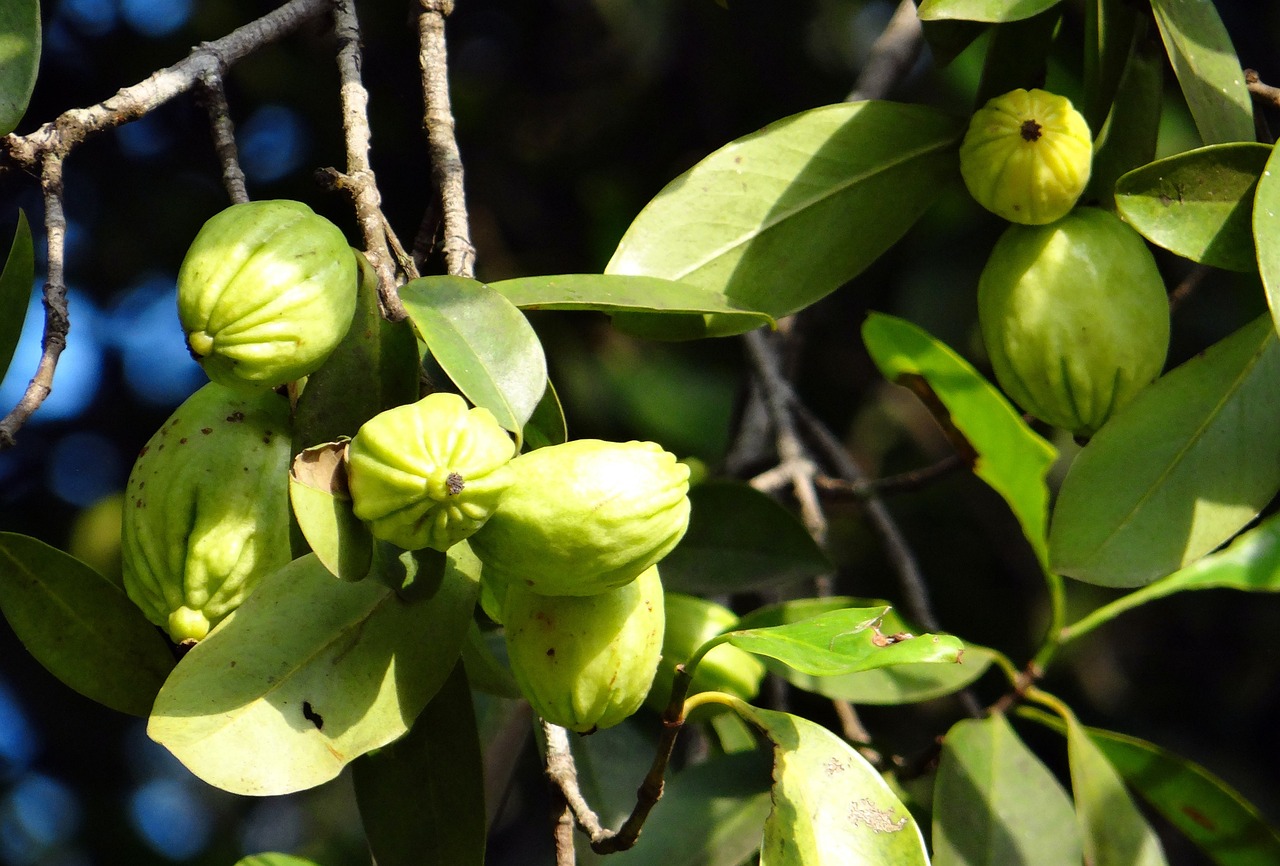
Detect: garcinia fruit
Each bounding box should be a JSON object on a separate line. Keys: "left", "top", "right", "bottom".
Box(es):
{"left": 177, "top": 200, "right": 358, "bottom": 390}
{"left": 645, "top": 593, "right": 765, "bottom": 713}
{"left": 960, "top": 88, "right": 1093, "bottom": 225}
{"left": 505, "top": 565, "right": 665, "bottom": 733}
{"left": 978, "top": 207, "right": 1169, "bottom": 437}
{"left": 468, "top": 439, "right": 691, "bottom": 596}
{"left": 346, "top": 392, "right": 517, "bottom": 551}
{"left": 121, "top": 383, "right": 293, "bottom": 643}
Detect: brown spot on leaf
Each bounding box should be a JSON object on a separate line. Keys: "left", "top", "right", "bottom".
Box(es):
{"left": 848, "top": 798, "right": 907, "bottom": 833}
{"left": 201, "top": 427, "right": 213, "bottom": 435}
{"left": 178, "top": 437, "right": 188, "bottom": 445}
{"left": 824, "top": 758, "right": 847, "bottom": 776}
{"left": 1180, "top": 805, "right": 1217, "bottom": 832}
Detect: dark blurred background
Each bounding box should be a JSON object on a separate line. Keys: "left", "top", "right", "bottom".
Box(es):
{"left": 2, "top": 0, "right": 1280, "bottom": 863}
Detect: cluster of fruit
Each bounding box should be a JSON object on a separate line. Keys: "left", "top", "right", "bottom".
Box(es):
{"left": 119, "top": 200, "right": 702, "bottom": 734}
{"left": 959, "top": 88, "right": 1170, "bottom": 438}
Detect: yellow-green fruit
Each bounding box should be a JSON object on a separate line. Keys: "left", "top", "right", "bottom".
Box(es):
{"left": 978, "top": 207, "right": 1169, "bottom": 437}
{"left": 121, "top": 383, "right": 293, "bottom": 642}
{"left": 177, "top": 200, "right": 358, "bottom": 390}
{"left": 468, "top": 439, "right": 691, "bottom": 596}
{"left": 960, "top": 88, "right": 1092, "bottom": 225}
{"left": 346, "top": 393, "right": 517, "bottom": 551}
{"left": 505, "top": 566, "right": 665, "bottom": 733}
{"left": 645, "top": 593, "right": 765, "bottom": 713}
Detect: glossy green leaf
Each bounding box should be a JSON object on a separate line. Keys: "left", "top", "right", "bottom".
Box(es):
{"left": 400, "top": 276, "right": 547, "bottom": 436}
{"left": 148, "top": 548, "right": 480, "bottom": 795}
{"left": 657, "top": 481, "right": 832, "bottom": 594}
{"left": 1081, "top": 0, "right": 1139, "bottom": 133}
{"left": 932, "top": 714, "right": 1082, "bottom": 866}
{"left": 1050, "top": 315, "right": 1280, "bottom": 587}
{"left": 0, "top": 533, "right": 176, "bottom": 717}
{"left": 735, "top": 596, "right": 989, "bottom": 704}
{"left": 353, "top": 661, "right": 485, "bottom": 866}
{"left": 863, "top": 312, "right": 1056, "bottom": 568}
{"left": 1117, "top": 143, "right": 1270, "bottom": 272}
{"left": 606, "top": 101, "right": 963, "bottom": 333}
{"left": 293, "top": 251, "right": 421, "bottom": 448}
{"left": 727, "top": 701, "right": 928, "bottom": 865}
{"left": 917, "top": 0, "right": 1060, "bottom": 24}
{"left": 973, "top": 7, "right": 1061, "bottom": 109}
{"left": 288, "top": 442, "right": 373, "bottom": 582}
{"left": 234, "top": 856, "right": 320, "bottom": 866}
{"left": 1150, "top": 0, "right": 1254, "bottom": 145}
{"left": 0, "top": 0, "right": 40, "bottom": 135}
{"left": 721, "top": 605, "right": 964, "bottom": 677}
{"left": 1254, "top": 142, "right": 1280, "bottom": 331}
{"left": 1088, "top": 22, "right": 1164, "bottom": 209}
{"left": 489, "top": 274, "right": 773, "bottom": 340}
{"left": 523, "top": 376, "right": 567, "bottom": 451}
{"left": 0, "top": 211, "right": 33, "bottom": 383}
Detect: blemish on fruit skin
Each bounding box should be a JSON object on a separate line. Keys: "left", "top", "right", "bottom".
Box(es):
{"left": 179, "top": 437, "right": 188, "bottom": 445}
{"left": 1020, "top": 119, "right": 1043, "bottom": 141}
{"left": 201, "top": 427, "right": 213, "bottom": 435}
{"left": 226, "top": 411, "right": 245, "bottom": 423}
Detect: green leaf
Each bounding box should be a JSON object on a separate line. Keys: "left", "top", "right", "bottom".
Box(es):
{"left": 0, "top": 211, "right": 34, "bottom": 384}
{"left": 932, "top": 714, "right": 1082, "bottom": 865}
{"left": 234, "top": 856, "right": 321, "bottom": 866}
{"left": 1254, "top": 141, "right": 1280, "bottom": 330}
{"left": 917, "top": 0, "right": 1061, "bottom": 24}
{"left": 0, "top": 532, "right": 176, "bottom": 717}
{"left": 523, "top": 376, "right": 567, "bottom": 451}
{"left": 288, "top": 442, "right": 373, "bottom": 581}
{"left": 400, "top": 276, "right": 547, "bottom": 436}
{"left": 353, "top": 661, "right": 485, "bottom": 866}
{"left": 147, "top": 548, "right": 480, "bottom": 795}
{"left": 727, "top": 702, "right": 928, "bottom": 865}
{"left": 488, "top": 274, "right": 773, "bottom": 340}
{"left": 0, "top": 0, "right": 39, "bottom": 135}
{"left": 1081, "top": 0, "right": 1140, "bottom": 133}
{"left": 862, "top": 312, "right": 1056, "bottom": 568}
{"left": 734, "top": 596, "right": 990, "bottom": 704}
{"left": 973, "top": 7, "right": 1062, "bottom": 109}
{"left": 293, "top": 251, "right": 421, "bottom": 449}
{"left": 722, "top": 605, "right": 964, "bottom": 677}
{"left": 656, "top": 481, "right": 832, "bottom": 594}
{"left": 1150, "top": 0, "right": 1254, "bottom": 145}
{"left": 606, "top": 101, "right": 963, "bottom": 331}
{"left": 1049, "top": 315, "right": 1280, "bottom": 587}
{"left": 1088, "top": 22, "right": 1165, "bottom": 209}
{"left": 1116, "top": 143, "right": 1270, "bottom": 273}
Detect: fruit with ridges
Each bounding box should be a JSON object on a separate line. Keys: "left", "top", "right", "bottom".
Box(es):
{"left": 177, "top": 199, "right": 358, "bottom": 390}
{"left": 978, "top": 207, "right": 1169, "bottom": 437}
{"left": 468, "top": 439, "right": 691, "bottom": 596}
{"left": 645, "top": 593, "right": 765, "bottom": 712}
{"left": 121, "top": 383, "right": 293, "bottom": 643}
{"left": 960, "top": 88, "right": 1092, "bottom": 225}
{"left": 505, "top": 566, "right": 665, "bottom": 733}
{"left": 346, "top": 392, "right": 517, "bottom": 551}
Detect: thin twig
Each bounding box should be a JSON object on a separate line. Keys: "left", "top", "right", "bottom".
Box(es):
{"left": 846, "top": 0, "right": 924, "bottom": 102}
{"left": 1167, "top": 262, "right": 1212, "bottom": 315}
{"left": 332, "top": 0, "right": 411, "bottom": 320}
{"left": 195, "top": 69, "right": 249, "bottom": 204}
{"left": 417, "top": 0, "right": 476, "bottom": 279}
{"left": 542, "top": 722, "right": 609, "bottom": 840}
{"left": 1245, "top": 69, "right": 1280, "bottom": 111}
{"left": 815, "top": 453, "right": 966, "bottom": 498}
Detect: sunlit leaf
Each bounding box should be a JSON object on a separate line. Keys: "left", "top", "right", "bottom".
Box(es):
{"left": 1117, "top": 143, "right": 1270, "bottom": 272}
{"left": 657, "top": 481, "right": 832, "bottom": 594}
{"left": 1150, "top": 0, "right": 1253, "bottom": 145}
{"left": 288, "top": 442, "right": 373, "bottom": 581}
{"left": 0, "top": 211, "right": 34, "bottom": 384}
{"left": 1088, "top": 23, "right": 1164, "bottom": 209}
{"left": 1253, "top": 142, "right": 1280, "bottom": 331}
{"left": 353, "top": 661, "right": 485, "bottom": 866}
{"left": 917, "top": 0, "right": 1061, "bottom": 24}
{"left": 400, "top": 276, "right": 547, "bottom": 436}
{"left": 0, "top": 0, "right": 40, "bottom": 135}
{"left": 148, "top": 548, "right": 479, "bottom": 795}
{"left": 234, "top": 856, "right": 320, "bottom": 866}
{"left": 1050, "top": 315, "right": 1280, "bottom": 587}
{"left": 933, "top": 714, "right": 1082, "bottom": 865}
{"left": 606, "top": 101, "right": 963, "bottom": 333}
{"left": 0, "top": 533, "right": 176, "bottom": 717}
{"left": 862, "top": 312, "right": 1056, "bottom": 568}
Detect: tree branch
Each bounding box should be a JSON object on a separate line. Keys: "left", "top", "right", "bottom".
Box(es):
{"left": 417, "top": 0, "right": 476, "bottom": 279}
{"left": 1245, "top": 69, "right": 1280, "bottom": 111}
{"left": 846, "top": 0, "right": 924, "bottom": 102}
{"left": 195, "top": 69, "right": 250, "bottom": 204}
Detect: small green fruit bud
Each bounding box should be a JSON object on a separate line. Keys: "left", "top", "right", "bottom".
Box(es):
{"left": 960, "top": 88, "right": 1092, "bottom": 225}
{"left": 505, "top": 566, "right": 665, "bottom": 733}
{"left": 468, "top": 439, "right": 691, "bottom": 596}
{"left": 346, "top": 393, "right": 517, "bottom": 551}
{"left": 645, "top": 593, "right": 765, "bottom": 712}
{"left": 177, "top": 200, "right": 358, "bottom": 390}
{"left": 122, "top": 383, "right": 293, "bottom": 643}
{"left": 978, "top": 207, "right": 1169, "bottom": 436}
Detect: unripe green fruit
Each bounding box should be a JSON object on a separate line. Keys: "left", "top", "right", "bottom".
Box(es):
{"left": 177, "top": 200, "right": 358, "bottom": 390}
{"left": 121, "top": 383, "right": 293, "bottom": 643}
{"left": 978, "top": 207, "right": 1169, "bottom": 437}
{"left": 346, "top": 393, "right": 517, "bottom": 551}
{"left": 468, "top": 440, "right": 691, "bottom": 596}
{"left": 960, "top": 88, "right": 1092, "bottom": 225}
{"left": 505, "top": 566, "right": 665, "bottom": 733}
{"left": 645, "top": 593, "right": 765, "bottom": 713}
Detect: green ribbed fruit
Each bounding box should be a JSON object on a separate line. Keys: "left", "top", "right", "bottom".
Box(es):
{"left": 121, "top": 383, "right": 292, "bottom": 642}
